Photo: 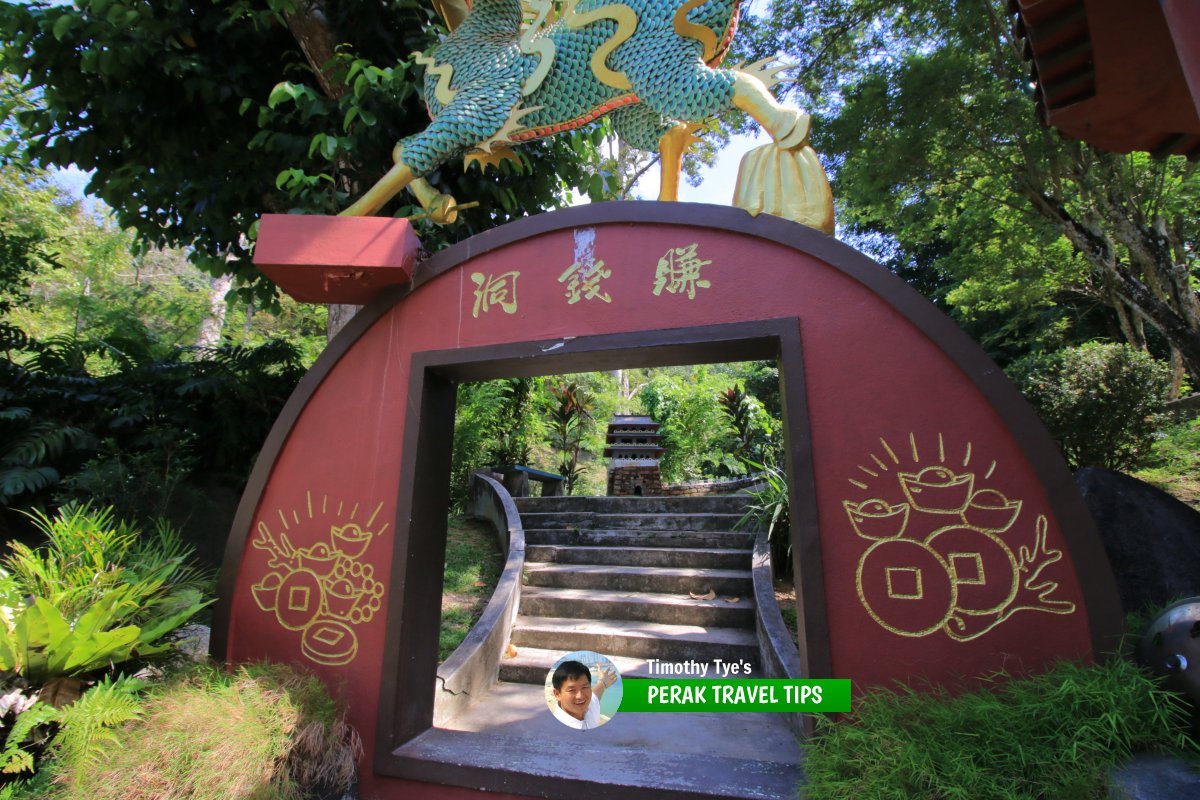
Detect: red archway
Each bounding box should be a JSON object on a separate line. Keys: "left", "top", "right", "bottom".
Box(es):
{"left": 215, "top": 203, "right": 1120, "bottom": 799}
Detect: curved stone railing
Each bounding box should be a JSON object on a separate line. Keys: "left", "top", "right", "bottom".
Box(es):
{"left": 660, "top": 472, "right": 768, "bottom": 497}
{"left": 752, "top": 528, "right": 807, "bottom": 737}
{"left": 433, "top": 471, "right": 526, "bottom": 726}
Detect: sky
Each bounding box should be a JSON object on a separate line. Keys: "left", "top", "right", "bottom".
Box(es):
{"left": 625, "top": 129, "right": 770, "bottom": 205}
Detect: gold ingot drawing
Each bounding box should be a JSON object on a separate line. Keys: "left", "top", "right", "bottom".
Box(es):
{"left": 848, "top": 434, "right": 1077, "bottom": 642}
{"left": 251, "top": 571, "right": 282, "bottom": 612}
{"left": 844, "top": 498, "right": 910, "bottom": 540}
{"left": 962, "top": 489, "right": 1022, "bottom": 532}
{"left": 332, "top": 523, "right": 373, "bottom": 560}
{"left": 296, "top": 541, "right": 339, "bottom": 576}
{"left": 250, "top": 494, "right": 389, "bottom": 666}
{"left": 898, "top": 466, "right": 975, "bottom": 514}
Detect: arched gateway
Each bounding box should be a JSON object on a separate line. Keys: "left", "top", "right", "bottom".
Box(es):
{"left": 214, "top": 203, "right": 1121, "bottom": 799}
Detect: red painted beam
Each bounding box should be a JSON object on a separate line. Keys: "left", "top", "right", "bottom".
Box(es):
{"left": 1162, "top": 0, "right": 1200, "bottom": 117}
{"left": 253, "top": 214, "right": 421, "bottom": 305}
{"left": 1013, "top": 0, "right": 1200, "bottom": 157}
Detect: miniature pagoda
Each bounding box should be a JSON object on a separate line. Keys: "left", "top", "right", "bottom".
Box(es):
{"left": 604, "top": 415, "right": 665, "bottom": 496}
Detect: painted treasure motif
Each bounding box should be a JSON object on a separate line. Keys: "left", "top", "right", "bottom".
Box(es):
{"left": 845, "top": 434, "right": 1077, "bottom": 642}
{"left": 250, "top": 495, "right": 388, "bottom": 666}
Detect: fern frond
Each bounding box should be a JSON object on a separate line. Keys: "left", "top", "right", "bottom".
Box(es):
{"left": 0, "top": 701, "right": 61, "bottom": 774}
{"left": 53, "top": 674, "right": 147, "bottom": 783}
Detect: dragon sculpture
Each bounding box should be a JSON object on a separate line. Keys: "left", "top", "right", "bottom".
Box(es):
{"left": 341, "top": 0, "right": 834, "bottom": 232}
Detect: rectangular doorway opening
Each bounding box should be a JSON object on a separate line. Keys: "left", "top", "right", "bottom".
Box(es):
{"left": 374, "top": 318, "right": 828, "bottom": 799}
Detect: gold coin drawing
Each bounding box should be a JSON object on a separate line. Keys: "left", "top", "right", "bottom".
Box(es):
{"left": 846, "top": 433, "right": 1076, "bottom": 641}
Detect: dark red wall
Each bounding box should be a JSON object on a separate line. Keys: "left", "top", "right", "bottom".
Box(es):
{"left": 216, "top": 204, "right": 1117, "bottom": 799}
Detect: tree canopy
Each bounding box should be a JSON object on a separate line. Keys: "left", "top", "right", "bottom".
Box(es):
{"left": 0, "top": 0, "right": 610, "bottom": 308}
{"left": 740, "top": 0, "right": 1200, "bottom": 384}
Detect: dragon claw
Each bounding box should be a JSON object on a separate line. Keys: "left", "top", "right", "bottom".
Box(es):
{"left": 464, "top": 145, "right": 523, "bottom": 172}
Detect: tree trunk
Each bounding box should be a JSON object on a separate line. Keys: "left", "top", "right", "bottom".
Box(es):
{"left": 327, "top": 303, "right": 361, "bottom": 341}
{"left": 283, "top": 2, "right": 346, "bottom": 101}
{"left": 1168, "top": 347, "right": 1186, "bottom": 401}
{"left": 1023, "top": 184, "right": 1200, "bottom": 384}
{"left": 284, "top": 2, "right": 365, "bottom": 341}
{"left": 74, "top": 276, "right": 90, "bottom": 336}
{"left": 196, "top": 273, "right": 234, "bottom": 350}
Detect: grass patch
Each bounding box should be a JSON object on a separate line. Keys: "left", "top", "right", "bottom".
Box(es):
{"left": 804, "top": 659, "right": 1196, "bottom": 800}
{"left": 34, "top": 662, "right": 358, "bottom": 800}
{"left": 440, "top": 516, "right": 503, "bottom": 662}
{"left": 773, "top": 577, "right": 799, "bottom": 649}
{"left": 1134, "top": 417, "right": 1200, "bottom": 510}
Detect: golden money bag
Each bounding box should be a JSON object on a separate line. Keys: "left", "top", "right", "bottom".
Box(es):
{"left": 733, "top": 143, "right": 835, "bottom": 234}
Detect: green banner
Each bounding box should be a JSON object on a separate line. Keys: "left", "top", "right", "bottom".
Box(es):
{"left": 620, "top": 679, "right": 851, "bottom": 713}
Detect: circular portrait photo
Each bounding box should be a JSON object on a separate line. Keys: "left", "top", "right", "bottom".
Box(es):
{"left": 544, "top": 651, "right": 622, "bottom": 730}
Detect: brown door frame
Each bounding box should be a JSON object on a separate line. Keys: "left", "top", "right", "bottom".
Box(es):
{"left": 373, "top": 317, "right": 827, "bottom": 780}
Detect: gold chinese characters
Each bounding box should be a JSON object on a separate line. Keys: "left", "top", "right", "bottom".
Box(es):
{"left": 467, "top": 242, "right": 717, "bottom": 319}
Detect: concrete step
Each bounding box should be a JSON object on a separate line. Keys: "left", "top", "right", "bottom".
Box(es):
{"left": 526, "top": 543, "right": 752, "bottom": 569}
{"left": 498, "top": 646, "right": 762, "bottom": 683}
{"left": 524, "top": 562, "right": 753, "bottom": 596}
{"left": 510, "top": 615, "right": 759, "bottom": 662}
{"left": 516, "top": 495, "right": 752, "bottom": 515}
{"left": 520, "top": 511, "right": 746, "bottom": 532}
{"left": 519, "top": 586, "right": 755, "bottom": 628}
{"left": 397, "top": 724, "right": 802, "bottom": 800}
{"left": 524, "top": 528, "right": 755, "bottom": 549}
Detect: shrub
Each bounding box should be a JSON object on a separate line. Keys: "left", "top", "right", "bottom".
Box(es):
{"left": 804, "top": 659, "right": 1195, "bottom": 800}
{"left": 1008, "top": 343, "right": 1172, "bottom": 470}
{"left": 735, "top": 461, "right": 791, "bottom": 576}
{"left": 39, "top": 662, "right": 360, "bottom": 800}
{"left": 0, "top": 505, "right": 211, "bottom": 687}
{"left": 0, "top": 506, "right": 211, "bottom": 784}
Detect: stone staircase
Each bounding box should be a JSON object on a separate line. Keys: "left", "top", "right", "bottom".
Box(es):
{"left": 439, "top": 493, "right": 803, "bottom": 800}
{"left": 501, "top": 494, "right": 761, "bottom": 683}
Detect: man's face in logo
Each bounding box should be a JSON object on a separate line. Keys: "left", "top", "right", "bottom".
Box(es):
{"left": 554, "top": 674, "right": 593, "bottom": 720}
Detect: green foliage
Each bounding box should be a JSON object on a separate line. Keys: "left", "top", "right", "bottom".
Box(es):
{"left": 0, "top": 160, "right": 306, "bottom": 521}
{"left": 440, "top": 516, "right": 502, "bottom": 662}
{"left": 545, "top": 382, "right": 595, "bottom": 495}
{"left": 804, "top": 659, "right": 1195, "bottom": 800}
{"left": 0, "top": 694, "right": 56, "bottom": 777}
{"left": 0, "top": 329, "right": 304, "bottom": 518}
{"left": 638, "top": 367, "right": 748, "bottom": 482}
{"left": 46, "top": 674, "right": 145, "bottom": 786}
{"left": 0, "top": 505, "right": 211, "bottom": 684}
{"left": 1134, "top": 416, "right": 1200, "bottom": 510}
{"left": 735, "top": 461, "right": 791, "bottom": 575}
{"left": 0, "top": 0, "right": 609, "bottom": 305}
{"left": 449, "top": 378, "right": 549, "bottom": 510}
{"left": 40, "top": 662, "right": 358, "bottom": 800}
{"left": 1008, "top": 343, "right": 1172, "bottom": 470}
{"left": 717, "top": 383, "right": 777, "bottom": 469}
{"left": 738, "top": 1, "right": 1200, "bottom": 377}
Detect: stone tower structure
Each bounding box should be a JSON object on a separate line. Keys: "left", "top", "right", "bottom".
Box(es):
{"left": 604, "top": 415, "right": 665, "bottom": 496}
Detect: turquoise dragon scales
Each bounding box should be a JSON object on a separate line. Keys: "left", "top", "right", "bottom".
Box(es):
{"left": 342, "top": 0, "right": 834, "bottom": 232}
